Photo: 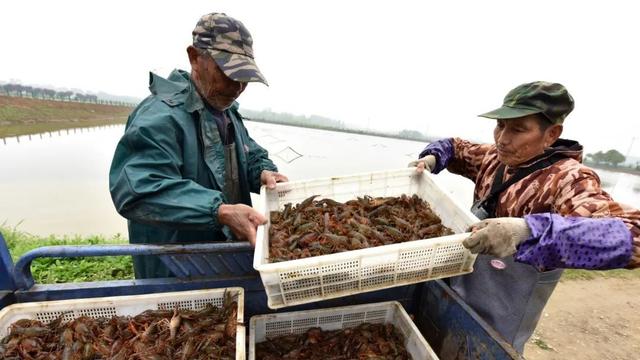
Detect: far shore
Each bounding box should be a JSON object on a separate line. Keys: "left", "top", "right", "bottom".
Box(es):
{"left": 3, "top": 95, "right": 639, "bottom": 177}
{"left": 583, "top": 162, "right": 640, "bottom": 176}
{"left": 1, "top": 95, "right": 436, "bottom": 143}
{"left": 0, "top": 95, "right": 132, "bottom": 138}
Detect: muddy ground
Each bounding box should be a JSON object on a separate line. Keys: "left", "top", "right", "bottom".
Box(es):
{"left": 524, "top": 278, "right": 640, "bottom": 360}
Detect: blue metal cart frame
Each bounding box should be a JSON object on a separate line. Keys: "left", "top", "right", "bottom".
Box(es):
{"left": 0, "top": 232, "right": 522, "bottom": 359}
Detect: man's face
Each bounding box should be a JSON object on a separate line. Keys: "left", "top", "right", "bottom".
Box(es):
{"left": 493, "top": 115, "right": 560, "bottom": 166}
{"left": 190, "top": 49, "right": 247, "bottom": 111}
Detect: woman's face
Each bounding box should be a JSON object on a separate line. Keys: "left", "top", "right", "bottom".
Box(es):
{"left": 493, "top": 115, "right": 561, "bottom": 166}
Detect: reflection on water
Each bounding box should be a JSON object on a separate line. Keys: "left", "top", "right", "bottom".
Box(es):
{"left": 1, "top": 122, "right": 639, "bottom": 237}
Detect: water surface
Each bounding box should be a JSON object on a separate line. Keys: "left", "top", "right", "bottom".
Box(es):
{"left": 1, "top": 123, "right": 638, "bottom": 237}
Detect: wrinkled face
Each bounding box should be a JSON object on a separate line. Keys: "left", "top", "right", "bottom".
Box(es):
{"left": 494, "top": 115, "right": 561, "bottom": 166}
{"left": 189, "top": 48, "right": 247, "bottom": 111}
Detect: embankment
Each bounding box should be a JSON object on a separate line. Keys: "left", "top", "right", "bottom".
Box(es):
{"left": 0, "top": 95, "right": 132, "bottom": 138}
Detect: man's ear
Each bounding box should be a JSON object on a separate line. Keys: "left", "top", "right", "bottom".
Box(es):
{"left": 187, "top": 46, "right": 199, "bottom": 66}
{"left": 546, "top": 124, "right": 563, "bottom": 146}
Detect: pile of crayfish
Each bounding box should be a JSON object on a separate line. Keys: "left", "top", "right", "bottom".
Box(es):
{"left": 256, "top": 322, "right": 411, "bottom": 360}
{"left": 0, "top": 296, "right": 238, "bottom": 359}
{"left": 269, "top": 194, "right": 453, "bottom": 262}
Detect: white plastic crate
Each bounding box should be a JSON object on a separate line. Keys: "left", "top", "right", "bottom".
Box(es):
{"left": 0, "top": 287, "right": 245, "bottom": 360}
{"left": 249, "top": 300, "right": 438, "bottom": 360}
{"left": 254, "top": 168, "right": 479, "bottom": 309}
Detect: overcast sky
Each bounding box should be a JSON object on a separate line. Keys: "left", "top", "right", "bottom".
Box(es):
{"left": 2, "top": 0, "right": 639, "bottom": 157}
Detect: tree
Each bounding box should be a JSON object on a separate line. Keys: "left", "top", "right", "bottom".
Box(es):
{"left": 62, "top": 91, "right": 74, "bottom": 100}
{"left": 32, "top": 87, "right": 44, "bottom": 99}
{"left": 587, "top": 149, "right": 626, "bottom": 167}
{"left": 54, "top": 90, "right": 73, "bottom": 101}
{"left": 604, "top": 149, "right": 625, "bottom": 167}
{"left": 586, "top": 151, "right": 605, "bottom": 164}
{"left": 14, "top": 84, "right": 24, "bottom": 96}
{"left": 43, "top": 89, "right": 56, "bottom": 99}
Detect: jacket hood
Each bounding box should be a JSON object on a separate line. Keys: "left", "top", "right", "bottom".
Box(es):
{"left": 513, "top": 138, "right": 583, "bottom": 170}
{"left": 547, "top": 138, "right": 583, "bottom": 161}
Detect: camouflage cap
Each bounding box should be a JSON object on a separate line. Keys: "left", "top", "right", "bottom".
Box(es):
{"left": 478, "top": 81, "right": 574, "bottom": 124}
{"left": 192, "top": 12, "right": 268, "bottom": 85}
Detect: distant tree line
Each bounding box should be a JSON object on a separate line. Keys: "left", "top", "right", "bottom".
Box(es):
{"left": 241, "top": 109, "right": 432, "bottom": 142}
{"left": 586, "top": 149, "right": 626, "bottom": 167}
{"left": 0, "top": 83, "right": 135, "bottom": 107}
{"left": 584, "top": 149, "right": 640, "bottom": 174}
{"left": 241, "top": 109, "right": 347, "bottom": 130}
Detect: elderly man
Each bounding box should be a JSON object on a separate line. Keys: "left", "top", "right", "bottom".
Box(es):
{"left": 109, "top": 12, "right": 287, "bottom": 279}
{"left": 411, "top": 81, "right": 640, "bottom": 352}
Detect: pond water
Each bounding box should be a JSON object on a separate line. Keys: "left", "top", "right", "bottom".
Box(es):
{"left": 1, "top": 123, "right": 638, "bottom": 237}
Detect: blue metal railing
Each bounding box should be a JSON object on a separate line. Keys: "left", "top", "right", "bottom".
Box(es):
{"left": 13, "top": 242, "right": 254, "bottom": 290}
{"left": 0, "top": 233, "right": 15, "bottom": 291}
{"left": 0, "top": 233, "right": 16, "bottom": 308}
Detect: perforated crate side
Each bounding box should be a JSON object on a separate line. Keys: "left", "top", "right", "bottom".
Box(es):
{"left": 0, "top": 288, "right": 246, "bottom": 359}
{"left": 249, "top": 301, "right": 438, "bottom": 360}
{"left": 254, "top": 168, "right": 479, "bottom": 309}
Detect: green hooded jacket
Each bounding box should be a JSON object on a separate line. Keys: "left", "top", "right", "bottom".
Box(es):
{"left": 109, "top": 69, "right": 277, "bottom": 278}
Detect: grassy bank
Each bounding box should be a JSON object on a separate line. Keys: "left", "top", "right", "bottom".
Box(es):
{"left": 0, "top": 95, "right": 132, "bottom": 138}
{"left": 2, "top": 226, "right": 133, "bottom": 284}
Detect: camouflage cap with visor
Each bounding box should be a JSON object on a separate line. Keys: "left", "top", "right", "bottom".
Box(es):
{"left": 478, "top": 81, "right": 574, "bottom": 124}
{"left": 193, "top": 12, "right": 268, "bottom": 85}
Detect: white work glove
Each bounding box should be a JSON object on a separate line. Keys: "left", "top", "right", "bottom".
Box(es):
{"left": 463, "top": 217, "right": 532, "bottom": 258}
{"left": 408, "top": 154, "right": 436, "bottom": 174}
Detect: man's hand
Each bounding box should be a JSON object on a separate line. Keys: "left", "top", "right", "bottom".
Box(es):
{"left": 408, "top": 155, "right": 436, "bottom": 174}
{"left": 218, "top": 204, "right": 267, "bottom": 246}
{"left": 261, "top": 170, "right": 289, "bottom": 189}
{"left": 463, "top": 217, "right": 532, "bottom": 258}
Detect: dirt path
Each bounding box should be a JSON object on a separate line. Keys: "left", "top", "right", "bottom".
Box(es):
{"left": 524, "top": 278, "right": 640, "bottom": 360}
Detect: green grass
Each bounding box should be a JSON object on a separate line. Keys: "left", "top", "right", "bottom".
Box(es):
{"left": 0, "top": 95, "right": 130, "bottom": 138}
{"left": 1, "top": 225, "right": 134, "bottom": 284}
{"left": 531, "top": 337, "right": 554, "bottom": 351}
{"left": 0, "top": 119, "right": 126, "bottom": 139}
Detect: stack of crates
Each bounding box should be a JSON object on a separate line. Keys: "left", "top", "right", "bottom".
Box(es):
{"left": 248, "top": 168, "right": 480, "bottom": 359}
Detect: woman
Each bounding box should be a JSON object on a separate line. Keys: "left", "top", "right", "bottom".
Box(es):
{"left": 410, "top": 81, "right": 639, "bottom": 352}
